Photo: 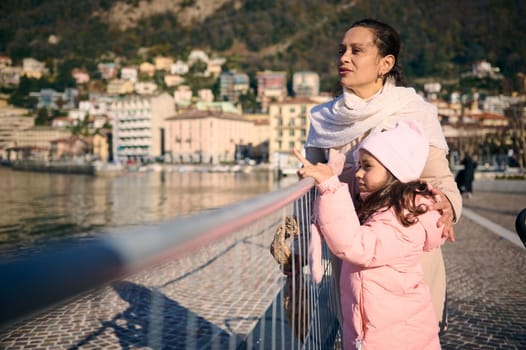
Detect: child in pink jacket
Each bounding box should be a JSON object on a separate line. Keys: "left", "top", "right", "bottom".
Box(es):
{"left": 294, "top": 120, "right": 445, "bottom": 350}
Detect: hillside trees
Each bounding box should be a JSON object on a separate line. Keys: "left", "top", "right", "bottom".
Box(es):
{"left": 1, "top": 0, "right": 525, "bottom": 92}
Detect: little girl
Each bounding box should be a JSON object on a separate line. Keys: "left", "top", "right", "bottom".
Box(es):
{"left": 294, "top": 120, "right": 445, "bottom": 350}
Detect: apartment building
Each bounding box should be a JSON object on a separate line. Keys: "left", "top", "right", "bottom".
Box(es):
{"left": 268, "top": 97, "right": 318, "bottom": 168}
{"left": 0, "top": 106, "right": 34, "bottom": 158}
{"left": 110, "top": 93, "right": 175, "bottom": 163}
{"left": 139, "top": 62, "right": 155, "bottom": 77}
{"left": 97, "top": 62, "right": 117, "bottom": 80}
{"left": 8, "top": 126, "right": 71, "bottom": 161}
{"left": 0, "top": 66, "right": 21, "bottom": 86}
{"left": 219, "top": 71, "right": 250, "bottom": 102}
{"left": 171, "top": 60, "right": 189, "bottom": 75}
{"left": 120, "top": 67, "right": 138, "bottom": 83}
{"left": 207, "top": 57, "right": 225, "bottom": 78}
{"left": 154, "top": 56, "right": 174, "bottom": 72}
{"left": 71, "top": 69, "right": 90, "bottom": 84}
{"left": 78, "top": 94, "right": 116, "bottom": 117}
{"left": 164, "top": 74, "right": 185, "bottom": 87}
{"left": 135, "top": 81, "right": 158, "bottom": 95}
{"left": 257, "top": 70, "right": 287, "bottom": 112}
{"left": 30, "top": 88, "right": 79, "bottom": 110}
{"left": 22, "top": 58, "right": 48, "bottom": 79}
{"left": 187, "top": 49, "right": 209, "bottom": 66}
{"left": 165, "top": 109, "right": 255, "bottom": 164}
{"left": 107, "top": 79, "right": 135, "bottom": 95}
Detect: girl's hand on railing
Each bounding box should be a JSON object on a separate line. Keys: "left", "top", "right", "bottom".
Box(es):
{"left": 293, "top": 148, "right": 334, "bottom": 184}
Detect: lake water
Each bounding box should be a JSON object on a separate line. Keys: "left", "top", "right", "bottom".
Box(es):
{"left": 0, "top": 167, "right": 295, "bottom": 255}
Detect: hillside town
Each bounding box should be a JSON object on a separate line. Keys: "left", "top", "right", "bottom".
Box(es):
{"left": 0, "top": 51, "right": 525, "bottom": 176}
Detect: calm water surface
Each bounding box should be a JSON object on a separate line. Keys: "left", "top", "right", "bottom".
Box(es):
{"left": 0, "top": 167, "right": 293, "bottom": 255}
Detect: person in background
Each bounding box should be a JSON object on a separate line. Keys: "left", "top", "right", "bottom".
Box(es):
{"left": 296, "top": 121, "right": 445, "bottom": 350}
{"left": 457, "top": 153, "right": 478, "bottom": 198}
{"left": 303, "top": 18, "right": 462, "bottom": 334}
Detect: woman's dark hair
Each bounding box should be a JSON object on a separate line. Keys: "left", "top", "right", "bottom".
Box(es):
{"left": 356, "top": 177, "right": 434, "bottom": 227}
{"left": 350, "top": 18, "right": 404, "bottom": 86}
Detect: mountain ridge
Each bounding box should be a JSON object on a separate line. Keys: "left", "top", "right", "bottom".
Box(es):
{"left": 1, "top": 0, "right": 525, "bottom": 92}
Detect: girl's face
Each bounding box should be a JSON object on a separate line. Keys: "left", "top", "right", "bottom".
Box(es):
{"left": 355, "top": 149, "right": 391, "bottom": 193}
{"left": 338, "top": 26, "right": 390, "bottom": 99}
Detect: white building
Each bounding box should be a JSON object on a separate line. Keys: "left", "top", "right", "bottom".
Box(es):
{"left": 135, "top": 81, "right": 158, "bottom": 95}
{"left": 187, "top": 49, "right": 209, "bottom": 66}
{"left": 22, "top": 58, "right": 48, "bottom": 79}
{"left": 111, "top": 93, "right": 175, "bottom": 163}
{"left": 0, "top": 106, "right": 34, "bottom": 158}
{"left": 107, "top": 79, "right": 135, "bottom": 95}
{"left": 171, "top": 60, "right": 189, "bottom": 75}
{"left": 68, "top": 109, "right": 88, "bottom": 122}
{"left": 164, "top": 74, "right": 185, "bottom": 87}
{"left": 482, "top": 95, "right": 526, "bottom": 116}
{"left": 154, "top": 56, "right": 174, "bottom": 72}
{"left": 51, "top": 117, "right": 75, "bottom": 128}
{"left": 121, "top": 67, "right": 138, "bottom": 83}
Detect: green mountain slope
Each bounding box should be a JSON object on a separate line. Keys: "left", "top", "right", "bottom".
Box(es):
{"left": 1, "top": 0, "right": 525, "bottom": 91}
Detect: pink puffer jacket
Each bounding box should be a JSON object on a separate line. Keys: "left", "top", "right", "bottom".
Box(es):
{"left": 313, "top": 176, "right": 444, "bottom": 350}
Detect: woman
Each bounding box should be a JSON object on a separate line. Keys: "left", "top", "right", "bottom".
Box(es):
{"left": 304, "top": 18, "right": 462, "bottom": 334}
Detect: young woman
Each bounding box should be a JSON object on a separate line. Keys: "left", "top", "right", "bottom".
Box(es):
{"left": 295, "top": 121, "right": 445, "bottom": 350}
{"left": 304, "top": 18, "right": 461, "bottom": 332}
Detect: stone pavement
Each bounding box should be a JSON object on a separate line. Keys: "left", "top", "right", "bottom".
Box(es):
{"left": 0, "top": 215, "right": 287, "bottom": 349}
{"left": 0, "top": 189, "right": 525, "bottom": 349}
{"left": 440, "top": 191, "right": 526, "bottom": 349}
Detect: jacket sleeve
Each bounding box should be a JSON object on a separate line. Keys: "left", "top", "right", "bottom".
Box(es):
{"left": 314, "top": 176, "right": 422, "bottom": 267}
{"left": 421, "top": 146, "right": 463, "bottom": 222}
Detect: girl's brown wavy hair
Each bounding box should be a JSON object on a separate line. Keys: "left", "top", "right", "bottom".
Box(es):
{"left": 356, "top": 175, "right": 435, "bottom": 227}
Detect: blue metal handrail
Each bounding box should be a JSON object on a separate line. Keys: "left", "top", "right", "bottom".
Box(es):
{"left": 0, "top": 178, "right": 315, "bottom": 328}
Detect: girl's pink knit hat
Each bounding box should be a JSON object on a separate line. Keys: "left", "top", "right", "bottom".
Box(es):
{"left": 358, "top": 120, "right": 429, "bottom": 183}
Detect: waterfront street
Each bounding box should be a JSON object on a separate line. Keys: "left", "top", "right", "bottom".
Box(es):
{"left": 0, "top": 186, "right": 525, "bottom": 349}
{"left": 440, "top": 190, "right": 526, "bottom": 349}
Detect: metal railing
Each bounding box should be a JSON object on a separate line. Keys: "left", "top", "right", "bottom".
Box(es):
{"left": 0, "top": 177, "right": 340, "bottom": 349}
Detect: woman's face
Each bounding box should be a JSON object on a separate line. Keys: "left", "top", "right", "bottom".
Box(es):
{"left": 338, "top": 26, "right": 386, "bottom": 99}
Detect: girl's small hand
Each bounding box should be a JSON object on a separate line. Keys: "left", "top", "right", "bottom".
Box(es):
{"left": 293, "top": 149, "right": 334, "bottom": 184}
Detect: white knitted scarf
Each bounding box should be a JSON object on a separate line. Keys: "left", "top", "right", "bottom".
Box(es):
{"left": 305, "top": 80, "right": 448, "bottom": 150}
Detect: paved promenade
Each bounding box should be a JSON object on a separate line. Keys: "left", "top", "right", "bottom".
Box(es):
{"left": 440, "top": 190, "right": 526, "bottom": 349}
{"left": 0, "top": 188, "right": 525, "bottom": 349}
